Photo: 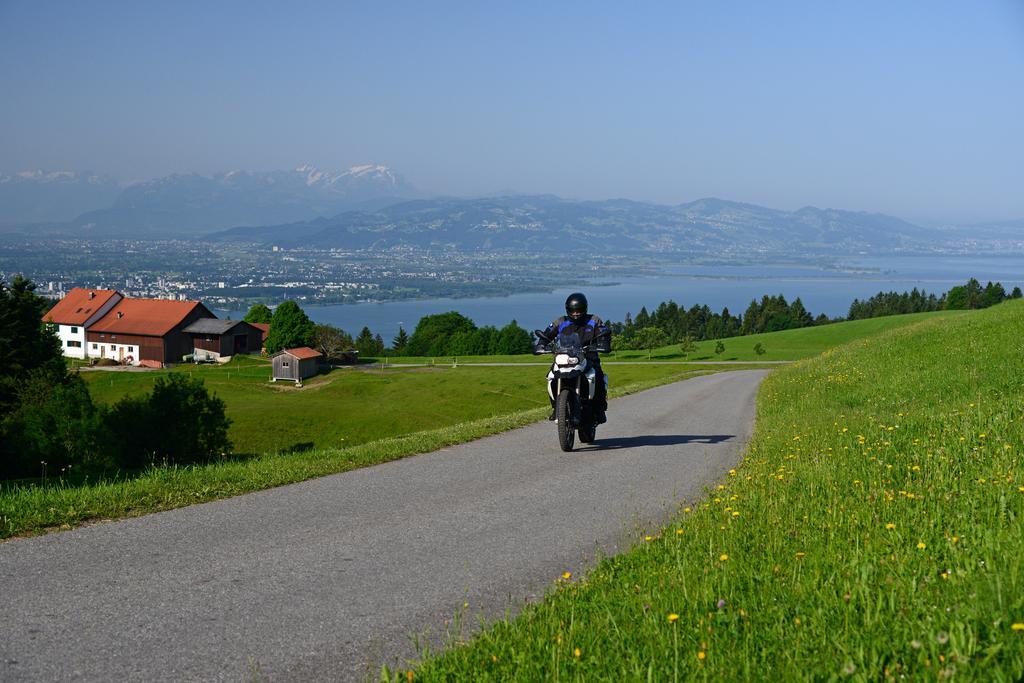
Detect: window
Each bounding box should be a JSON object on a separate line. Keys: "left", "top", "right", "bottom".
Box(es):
{"left": 110, "top": 345, "right": 116, "bottom": 350}
{"left": 128, "top": 346, "right": 134, "bottom": 352}
{"left": 92, "top": 343, "right": 98, "bottom": 350}
{"left": 67, "top": 340, "right": 82, "bottom": 348}
{"left": 282, "top": 361, "right": 290, "bottom": 368}
{"left": 71, "top": 326, "right": 78, "bottom": 334}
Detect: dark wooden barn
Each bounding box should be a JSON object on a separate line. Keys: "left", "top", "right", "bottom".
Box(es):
{"left": 183, "top": 319, "right": 263, "bottom": 361}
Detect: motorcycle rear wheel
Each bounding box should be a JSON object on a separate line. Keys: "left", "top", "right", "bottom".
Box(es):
{"left": 556, "top": 389, "right": 575, "bottom": 452}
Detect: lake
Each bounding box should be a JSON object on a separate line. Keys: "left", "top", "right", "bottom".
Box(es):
{"left": 216, "top": 254, "right": 1023, "bottom": 341}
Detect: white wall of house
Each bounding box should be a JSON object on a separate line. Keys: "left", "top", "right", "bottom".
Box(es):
{"left": 50, "top": 293, "right": 123, "bottom": 361}
{"left": 88, "top": 340, "right": 141, "bottom": 365}
{"left": 56, "top": 324, "right": 87, "bottom": 359}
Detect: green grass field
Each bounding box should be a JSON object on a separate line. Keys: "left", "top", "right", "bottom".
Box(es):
{"left": 407, "top": 301, "right": 1024, "bottom": 680}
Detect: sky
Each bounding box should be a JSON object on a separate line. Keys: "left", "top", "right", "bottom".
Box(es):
{"left": 1, "top": 1, "right": 1023, "bottom": 224}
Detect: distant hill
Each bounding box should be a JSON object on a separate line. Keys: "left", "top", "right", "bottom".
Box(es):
{"left": 210, "top": 194, "right": 937, "bottom": 256}
{"left": 0, "top": 170, "right": 120, "bottom": 224}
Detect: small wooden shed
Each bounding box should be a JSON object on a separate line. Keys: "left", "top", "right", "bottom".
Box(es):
{"left": 271, "top": 347, "right": 323, "bottom": 386}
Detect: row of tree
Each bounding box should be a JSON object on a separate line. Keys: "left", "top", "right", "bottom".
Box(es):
{"left": 1, "top": 277, "right": 231, "bottom": 481}
{"left": 848, "top": 280, "right": 1022, "bottom": 320}
{"left": 242, "top": 303, "right": 533, "bottom": 359}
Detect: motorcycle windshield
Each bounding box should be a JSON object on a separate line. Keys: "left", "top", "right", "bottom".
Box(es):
{"left": 554, "top": 331, "right": 583, "bottom": 354}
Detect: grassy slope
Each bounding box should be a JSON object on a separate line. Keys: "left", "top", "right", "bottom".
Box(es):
{"left": 411, "top": 301, "right": 1024, "bottom": 680}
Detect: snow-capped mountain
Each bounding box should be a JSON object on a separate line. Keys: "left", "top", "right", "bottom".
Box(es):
{"left": 0, "top": 170, "right": 121, "bottom": 223}
{"left": 63, "top": 165, "right": 417, "bottom": 236}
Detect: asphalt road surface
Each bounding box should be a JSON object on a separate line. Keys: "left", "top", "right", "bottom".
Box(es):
{"left": 0, "top": 369, "right": 768, "bottom": 681}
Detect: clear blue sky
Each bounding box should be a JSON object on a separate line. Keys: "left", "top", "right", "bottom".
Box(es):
{"left": 1, "top": 1, "right": 1022, "bottom": 223}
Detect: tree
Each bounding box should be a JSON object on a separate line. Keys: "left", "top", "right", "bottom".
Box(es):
{"left": 0, "top": 276, "right": 65, "bottom": 415}
{"left": 406, "top": 311, "right": 476, "bottom": 357}
{"left": 495, "top": 320, "right": 532, "bottom": 355}
{"left": 355, "top": 326, "right": 380, "bottom": 357}
{"left": 264, "top": 301, "right": 314, "bottom": 353}
{"left": 391, "top": 326, "right": 409, "bottom": 354}
{"left": 243, "top": 303, "right": 273, "bottom": 324}
{"left": 1012, "top": 286, "right": 1023, "bottom": 299}
{"left": 310, "top": 324, "right": 353, "bottom": 362}
{"left": 714, "top": 340, "right": 725, "bottom": 357}
{"left": 754, "top": 343, "right": 766, "bottom": 357}
{"left": 678, "top": 334, "right": 697, "bottom": 359}
{"left": 633, "top": 326, "right": 669, "bottom": 360}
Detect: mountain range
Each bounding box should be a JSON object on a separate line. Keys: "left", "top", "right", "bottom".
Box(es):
{"left": 0, "top": 165, "right": 415, "bottom": 233}
{"left": 210, "top": 194, "right": 938, "bottom": 256}
{"left": 2, "top": 165, "right": 1017, "bottom": 257}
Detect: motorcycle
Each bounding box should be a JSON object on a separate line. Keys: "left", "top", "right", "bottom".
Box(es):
{"left": 534, "top": 329, "right": 609, "bottom": 452}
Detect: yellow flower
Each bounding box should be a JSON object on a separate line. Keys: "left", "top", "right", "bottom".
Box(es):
{"left": 668, "top": 613, "right": 679, "bottom": 622}
{"left": 1012, "top": 623, "right": 1024, "bottom": 631}
{"left": 917, "top": 542, "right": 926, "bottom": 550}
{"left": 644, "top": 535, "right": 654, "bottom": 542}
{"left": 886, "top": 523, "right": 896, "bottom": 529}
{"left": 719, "top": 553, "right": 729, "bottom": 562}
{"left": 683, "top": 506, "right": 692, "bottom": 513}
{"left": 732, "top": 511, "right": 740, "bottom": 518}
{"left": 795, "top": 552, "right": 806, "bottom": 558}
{"left": 697, "top": 651, "right": 706, "bottom": 660}
{"left": 676, "top": 529, "right": 684, "bottom": 535}
{"left": 574, "top": 647, "right": 581, "bottom": 658}
{"left": 562, "top": 571, "right": 572, "bottom": 580}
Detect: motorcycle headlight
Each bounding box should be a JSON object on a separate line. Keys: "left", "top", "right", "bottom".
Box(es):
{"left": 555, "top": 353, "right": 579, "bottom": 365}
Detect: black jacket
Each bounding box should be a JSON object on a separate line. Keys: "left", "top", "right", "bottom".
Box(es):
{"left": 539, "top": 314, "right": 611, "bottom": 356}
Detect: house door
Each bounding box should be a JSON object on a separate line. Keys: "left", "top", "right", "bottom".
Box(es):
{"left": 100, "top": 345, "right": 106, "bottom": 358}
{"left": 118, "top": 347, "right": 124, "bottom": 362}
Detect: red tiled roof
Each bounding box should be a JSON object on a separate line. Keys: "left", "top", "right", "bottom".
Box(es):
{"left": 282, "top": 346, "right": 322, "bottom": 360}
{"left": 42, "top": 288, "right": 121, "bottom": 325}
{"left": 251, "top": 323, "right": 270, "bottom": 338}
{"left": 90, "top": 298, "right": 208, "bottom": 337}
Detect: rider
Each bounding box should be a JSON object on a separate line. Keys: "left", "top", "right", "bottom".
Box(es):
{"left": 537, "top": 292, "right": 611, "bottom": 423}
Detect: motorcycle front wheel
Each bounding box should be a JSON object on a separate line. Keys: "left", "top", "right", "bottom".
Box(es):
{"left": 578, "top": 421, "right": 596, "bottom": 444}
{"left": 556, "top": 389, "right": 575, "bottom": 452}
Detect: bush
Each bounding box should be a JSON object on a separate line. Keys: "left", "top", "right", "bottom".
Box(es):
{"left": 105, "top": 374, "right": 232, "bottom": 469}
{"left": 0, "top": 372, "right": 108, "bottom": 480}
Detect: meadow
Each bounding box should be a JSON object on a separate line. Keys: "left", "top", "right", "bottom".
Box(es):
{"left": 406, "top": 301, "right": 1024, "bottom": 680}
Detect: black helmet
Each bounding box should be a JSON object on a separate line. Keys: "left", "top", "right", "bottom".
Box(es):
{"left": 565, "top": 292, "right": 588, "bottom": 319}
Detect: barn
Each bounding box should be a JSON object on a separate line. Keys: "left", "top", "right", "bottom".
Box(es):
{"left": 183, "top": 319, "right": 263, "bottom": 361}
{"left": 271, "top": 347, "right": 323, "bottom": 386}
{"left": 86, "top": 299, "right": 217, "bottom": 367}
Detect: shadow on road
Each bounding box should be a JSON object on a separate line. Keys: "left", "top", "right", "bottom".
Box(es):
{"left": 582, "top": 434, "right": 735, "bottom": 450}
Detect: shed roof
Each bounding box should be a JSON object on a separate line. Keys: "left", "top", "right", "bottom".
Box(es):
{"left": 42, "top": 288, "right": 121, "bottom": 325}
{"left": 90, "top": 299, "right": 211, "bottom": 336}
{"left": 182, "top": 318, "right": 249, "bottom": 335}
{"left": 276, "top": 346, "right": 322, "bottom": 360}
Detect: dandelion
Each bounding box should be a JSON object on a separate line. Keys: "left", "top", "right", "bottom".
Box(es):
{"left": 574, "top": 647, "right": 581, "bottom": 659}
{"left": 795, "top": 552, "right": 806, "bottom": 558}
{"left": 644, "top": 535, "right": 654, "bottom": 542}
{"left": 719, "top": 554, "right": 729, "bottom": 562}
{"left": 562, "top": 571, "right": 572, "bottom": 580}
{"left": 1011, "top": 623, "right": 1024, "bottom": 631}
{"left": 917, "top": 542, "right": 927, "bottom": 550}
{"left": 668, "top": 613, "right": 679, "bottom": 622}
{"left": 697, "top": 651, "right": 706, "bottom": 661}
{"left": 886, "top": 523, "right": 896, "bottom": 529}
{"left": 843, "top": 663, "right": 857, "bottom": 675}
{"left": 936, "top": 631, "right": 949, "bottom": 644}
{"left": 732, "top": 511, "right": 740, "bottom": 518}
{"left": 911, "top": 640, "right": 922, "bottom": 649}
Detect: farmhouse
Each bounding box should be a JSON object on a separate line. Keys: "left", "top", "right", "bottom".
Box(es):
{"left": 42, "top": 288, "right": 124, "bottom": 360}
{"left": 86, "top": 298, "right": 217, "bottom": 367}
{"left": 271, "top": 347, "right": 323, "bottom": 386}
{"left": 183, "top": 319, "right": 263, "bottom": 361}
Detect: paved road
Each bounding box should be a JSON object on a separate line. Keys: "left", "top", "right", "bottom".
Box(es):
{"left": 0, "top": 370, "right": 768, "bottom": 682}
